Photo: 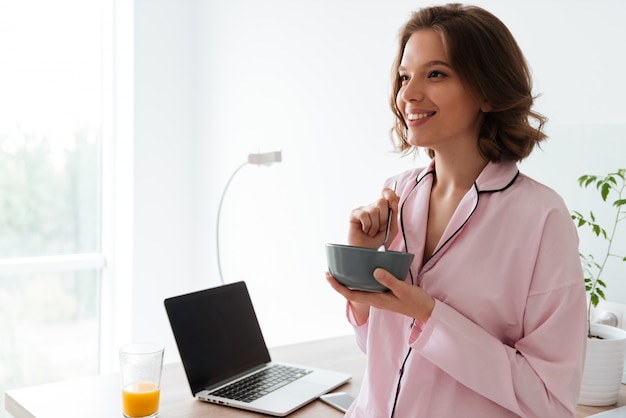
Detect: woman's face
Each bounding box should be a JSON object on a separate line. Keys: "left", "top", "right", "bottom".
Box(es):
{"left": 396, "top": 29, "right": 488, "bottom": 154}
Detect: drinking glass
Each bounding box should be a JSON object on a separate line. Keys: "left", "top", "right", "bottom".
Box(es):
{"left": 119, "top": 343, "right": 164, "bottom": 418}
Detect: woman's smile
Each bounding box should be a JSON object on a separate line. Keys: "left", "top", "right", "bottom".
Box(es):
{"left": 406, "top": 110, "right": 436, "bottom": 128}
{"left": 406, "top": 111, "right": 436, "bottom": 122}
{"left": 396, "top": 29, "right": 486, "bottom": 151}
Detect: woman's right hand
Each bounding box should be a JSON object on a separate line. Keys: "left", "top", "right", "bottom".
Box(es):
{"left": 348, "top": 184, "right": 400, "bottom": 249}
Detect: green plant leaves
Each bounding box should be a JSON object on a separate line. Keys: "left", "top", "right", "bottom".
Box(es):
{"left": 573, "top": 169, "right": 626, "bottom": 336}
{"left": 571, "top": 211, "right": 608, "bottom": 239}
{"left": 614, "top": 199, "right": 626, "bottom": 208}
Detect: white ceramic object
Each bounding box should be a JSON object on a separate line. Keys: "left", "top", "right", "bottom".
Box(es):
{"left": 579, "top": 323, "right": 626, "bottom": 406}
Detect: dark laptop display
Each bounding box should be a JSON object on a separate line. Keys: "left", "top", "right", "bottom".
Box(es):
{"left": 164, "top": 281, "right": 351, "bottom": 416}
{"left": 165, "top": 282, "right": 270, "bottom": 395}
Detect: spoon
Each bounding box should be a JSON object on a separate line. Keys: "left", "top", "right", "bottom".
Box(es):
{"left": 378, "top": 180, "right": 398, "bottom": 252}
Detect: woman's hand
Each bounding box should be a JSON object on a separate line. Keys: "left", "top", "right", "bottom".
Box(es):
{"left": 326, "top": 269, "right": 435, "bottom": 324}
{"left": 348, "top": 185, "right": 400, "bottom": 249}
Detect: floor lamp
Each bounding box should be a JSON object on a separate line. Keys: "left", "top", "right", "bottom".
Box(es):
{"left": 216, "top": 151, "right": 282, "bottom": 284}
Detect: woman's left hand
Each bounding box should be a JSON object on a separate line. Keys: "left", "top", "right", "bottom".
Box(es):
{"left": 326, "top": 268, "right": 435, "bottom": 323}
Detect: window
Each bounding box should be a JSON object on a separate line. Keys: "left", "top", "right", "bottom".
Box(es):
{"left": 0, "top": 1, "right": 118, "bottom": 414}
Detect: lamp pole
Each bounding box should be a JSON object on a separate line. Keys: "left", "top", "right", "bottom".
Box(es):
{"left": 216, "top": 151, "right": 282, "bottom": 285}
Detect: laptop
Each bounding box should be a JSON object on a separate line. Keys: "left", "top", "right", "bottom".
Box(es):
{"left": 164, "top": 281, "right": 351, "bottom": 416}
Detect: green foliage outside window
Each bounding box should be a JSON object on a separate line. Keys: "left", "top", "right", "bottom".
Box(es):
{"left": 0, "top": 126, "right": 100, "bottom": 258}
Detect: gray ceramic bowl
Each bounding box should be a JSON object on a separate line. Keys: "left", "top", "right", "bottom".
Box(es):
{"left": 325, "top": 243, "right": 415, "bottom": 292}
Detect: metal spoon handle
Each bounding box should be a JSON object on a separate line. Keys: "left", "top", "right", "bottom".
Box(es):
{"left": 382, "top": 180, "right": 398, "bottom": 248}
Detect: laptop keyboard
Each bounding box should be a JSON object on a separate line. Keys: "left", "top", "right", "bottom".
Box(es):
{"left": 210, "top": 364, "right": 312, "bottom": 403}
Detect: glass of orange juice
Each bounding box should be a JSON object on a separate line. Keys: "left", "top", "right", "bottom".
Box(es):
{"left": 120, "top": 343, "right": 164, "bottom": 418}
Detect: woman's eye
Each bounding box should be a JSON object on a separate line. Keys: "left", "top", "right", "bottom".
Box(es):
{"left": 399, "top": 74, "right": 410, "bottom": 84}
{"left": 428, "top": 70, "right": 446, "bottom": 78}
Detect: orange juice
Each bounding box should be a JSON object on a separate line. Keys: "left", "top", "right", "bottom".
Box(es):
{"left": 122, "top": 381, "right": 160, "bottom": 417}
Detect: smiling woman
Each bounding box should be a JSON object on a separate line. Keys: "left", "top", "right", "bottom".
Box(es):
{"left": 323, "top": 4, "right": 588, "bottom": 417}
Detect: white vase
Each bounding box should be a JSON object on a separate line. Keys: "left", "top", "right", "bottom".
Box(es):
{"left": 578, "top": 323, "right": 626, "bottom": 406}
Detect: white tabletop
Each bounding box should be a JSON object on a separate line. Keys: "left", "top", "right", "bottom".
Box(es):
{"left": 5, "top": 372, "right": 121, "bottom": 418}
{"left": 4, "top": 336, "right": 363, "bottom": 418}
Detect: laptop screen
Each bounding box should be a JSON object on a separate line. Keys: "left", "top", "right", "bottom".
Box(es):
{"left": 164, "top": 281, "right": 272, "bottom": 395}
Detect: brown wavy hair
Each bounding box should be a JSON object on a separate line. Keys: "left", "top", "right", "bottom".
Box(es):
{"left": 390, "top": 3, "right": 546, "bottom": 162}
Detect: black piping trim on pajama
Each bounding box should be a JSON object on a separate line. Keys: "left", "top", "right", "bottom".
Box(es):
{"left": 390, "top": 169, "right": 519, "bottom": 417}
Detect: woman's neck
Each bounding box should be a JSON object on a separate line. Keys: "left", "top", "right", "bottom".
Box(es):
{"left": 431, "top": 150, "right": 488, "bottom": 195}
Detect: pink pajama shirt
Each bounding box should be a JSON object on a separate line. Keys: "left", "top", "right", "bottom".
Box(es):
{"left": 346, "top": 160, "right": 587, "bottom": 418}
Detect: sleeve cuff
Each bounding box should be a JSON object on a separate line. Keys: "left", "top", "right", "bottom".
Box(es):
{"left": 409, "top": 299, "right": 437, "bottom": 345}
{"left": 346, "top": 301, "right": 368, "bottom": 327}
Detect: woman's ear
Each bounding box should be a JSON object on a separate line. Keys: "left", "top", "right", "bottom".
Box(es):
{"left": 481, "top": 98, "right": 492, "bottom": 113}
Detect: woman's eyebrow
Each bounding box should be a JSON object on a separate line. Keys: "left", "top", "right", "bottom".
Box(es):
{"left": 425, "top": 60, "right": 452, "bottom": 68}
{"left": 398, "top": 60, "right": 453, "bottom": 72}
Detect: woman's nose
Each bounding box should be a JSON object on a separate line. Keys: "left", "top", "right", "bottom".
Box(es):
{"left": 400, "top": 78, "right": 424, "bottom": 102}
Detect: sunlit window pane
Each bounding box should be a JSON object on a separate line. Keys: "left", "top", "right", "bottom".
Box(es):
{"left": 0, "top": 271, "right": 100, "bottom": 398}
{"left": 0, "top": 1, "right": 105, "bottom": 416}
{"left": 0, "top": 0, "right": 102, "bottom": 258}
{"left": 0, "top": 128, "right": 100, "bottom": 257}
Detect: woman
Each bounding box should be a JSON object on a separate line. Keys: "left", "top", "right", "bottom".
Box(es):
{"left": 326, "top": 4, "right": 587, "bottom": 417}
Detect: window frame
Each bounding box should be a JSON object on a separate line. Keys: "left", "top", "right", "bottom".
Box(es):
{"left": 99, "top": 0, "right": 134, "bottom": 373}
{"left": 0, "top": 0, "right": 134, "bottom": 375}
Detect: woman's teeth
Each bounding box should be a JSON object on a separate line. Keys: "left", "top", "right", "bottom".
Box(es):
{"left": 407, "top": 112, "right": 432, "bottom": 121}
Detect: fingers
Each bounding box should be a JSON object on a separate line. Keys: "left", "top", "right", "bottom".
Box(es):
{"left": 372, "top": 268, "right": 435, "bottom": 322}
{"left": 326, "top": 272, "right": 348, "bottom": 295}
{"left": 325, "top": 271, "right": 376, "bottom": 304}
{"left": 347, "top": 182, "right": 400, "bottom": 248}
{"left": 350, "top": 196, "right": 396, "bottom": 236}
{"left": 350, "top": 205, "right": 382, "bottom": 237}
{"left": 326, "top": 270, "right": 391, "bottom": 303}
{"left": 381, "top": 185, "right": 400, "bottom": 213}
{"left": 326, "top": 268, "right": 435, "bottom": 324}
{"left": 372, "top": 268, "right": 396, "bottom": 289}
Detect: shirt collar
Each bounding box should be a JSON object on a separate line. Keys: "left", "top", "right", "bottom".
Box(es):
{"left": 474, "top": 160, "right": 519, "bottom": 193}
{"left": 416, "top": 159, "right": 519, "bottom": 193}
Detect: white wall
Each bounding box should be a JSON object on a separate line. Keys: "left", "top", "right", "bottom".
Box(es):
{"left": 133, "top": 0, "right": 200, "bottom": 362}
{"left": 132, "top": 0, "right": 626, "bottom": 362}
{"left": 195, "top": 0, "right": 426, "bottom": 350}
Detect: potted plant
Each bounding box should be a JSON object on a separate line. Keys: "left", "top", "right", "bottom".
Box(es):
{"left": 571, "top": 168, "right": 626, "bottom": 406}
